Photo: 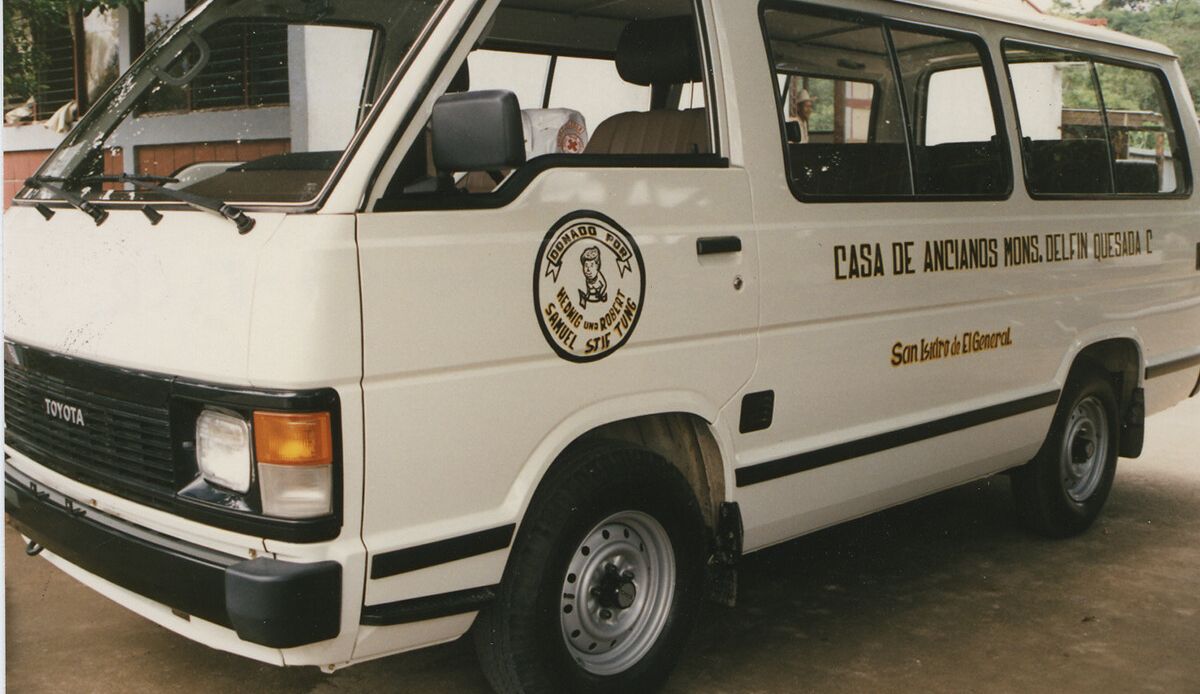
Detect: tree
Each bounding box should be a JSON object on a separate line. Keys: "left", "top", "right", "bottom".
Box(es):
{"left": 3, "top": 0, "right": 140, "bottom": 106}
{"left": 1052, "top": 0, "right": 1200, "bottom": 110}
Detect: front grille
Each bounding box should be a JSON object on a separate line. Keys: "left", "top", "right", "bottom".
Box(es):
{"left": 4, "top": 363, "right": 176, "bottom": 504}
{"left": 3, "top": 342, "right": 343, "bottom": 542}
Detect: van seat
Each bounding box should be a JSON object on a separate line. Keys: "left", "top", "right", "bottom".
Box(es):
{"left": 788, "top": 143, "right": 910, "bottom": 196}
{"left": 1026, "top": 138, "right": 1111, "bottom": 194}
{"left": 1114, "top": 159, "right": 1159, "bottom": 193}
{"left": 916, "top": 140, "right": 1006, "bottom": 195}
{"left": 584, "top": 16, "right": 707, "bottom": 156}
{"left": 586, "top": 109, "right": 708, "bottom": 155}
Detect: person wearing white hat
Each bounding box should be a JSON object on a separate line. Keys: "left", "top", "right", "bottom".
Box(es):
{"left": 788, "top": 85, "right": 815, "bottom": 144}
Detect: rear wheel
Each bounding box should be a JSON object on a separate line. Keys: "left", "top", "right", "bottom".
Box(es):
{"left": 1012, "top": 368, "right": 1120, "bottom": 538}
{"left": 473, "top": 441, "right": 705, "bottom": 694}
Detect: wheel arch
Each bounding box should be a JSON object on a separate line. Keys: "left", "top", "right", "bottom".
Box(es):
{"left": 1064, "top": 336, "right": 1144, "bottom": 413}
{"left": 574, "top": 413, "right": 727, "bottom": 531}
{"left": 1059, "top": 334, "right": 1146, "bottom": 457}
{"left": 502, "top": 394, "right": 735, "bottom": 536}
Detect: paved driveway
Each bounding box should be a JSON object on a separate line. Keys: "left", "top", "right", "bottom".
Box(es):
{"left": 7, "top": 396, "right": 1199, "bottom": 693}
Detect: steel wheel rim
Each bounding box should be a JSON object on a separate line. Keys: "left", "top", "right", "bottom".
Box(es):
{"left": 1060, "top": 395, "right": 1109, "bottom": 503}
{"left": 559, "top": 510, "right": 675, "bottom": 676}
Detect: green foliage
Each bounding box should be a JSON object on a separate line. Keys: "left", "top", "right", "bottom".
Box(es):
{"left": 4, "top": 9, "right": 42, "bottom": 101}
{"left": 806, "top": 78, "right": 836, "bottom": 132}
{"left": 1054, "top": 0, "right": 1200, "bottom": 110}
{"left": 3, "top": 0, "right": 141, "bottom": 103}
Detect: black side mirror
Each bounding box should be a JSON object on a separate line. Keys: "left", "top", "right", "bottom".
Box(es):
{"left": 431, "top": 90, "right": 526, "bottom": 173}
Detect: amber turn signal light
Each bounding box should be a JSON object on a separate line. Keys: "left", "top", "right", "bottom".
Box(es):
{"left": 253, "top": 411, "right": 333, "bottom": 466}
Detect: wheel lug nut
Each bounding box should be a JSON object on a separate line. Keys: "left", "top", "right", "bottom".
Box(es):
{"left": 600, "top": 609, "right": 613, "bottom": 619}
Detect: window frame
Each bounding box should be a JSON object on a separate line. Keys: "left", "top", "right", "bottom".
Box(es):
{"left": 1001, "top": 38, "right": 1193, "bottom": 201}
{"left": 758, "top": 0, "right": 1014, "bottom": 204}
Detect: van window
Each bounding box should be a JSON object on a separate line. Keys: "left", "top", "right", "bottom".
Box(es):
{"left": 377, "top": 0, "right": 714, "bottom": 205}
{"left": 777, "top": 75, "right": 875, "bottom": 143}
{"left": 762, "top": 6, "right": 912, "bottom": 197}
{"left": 470, "top": 50, "right": 555, "bottom": 114}
{"left": 1006, "top": 46, "right": 1112, "bottom": 195}
{"left": 1004, "top": 43, "right": 1187, "bottom": 197}
{"left": 1095, "top": 62, "right": 1187, "bottom": 194}
{"left": 891, "top": 26, "right": 1008, "bottom": 196}
{"left": 547, "top": 56, "right": 652, "bottom": 130}
{"left": 925, "top": 69, "right": 993, "bottom": 145}
{"left": 761, "top": 4, "right": 1009, "bottom": 199}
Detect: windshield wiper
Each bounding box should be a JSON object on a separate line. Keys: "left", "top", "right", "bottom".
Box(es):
{"left": 76, "top": 174, "right": 256, "bottom": 234}
{"left": 24, "top": 176, "right": 109, "bottom": 226}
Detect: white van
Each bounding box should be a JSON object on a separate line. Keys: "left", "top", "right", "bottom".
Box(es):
{"left": 5, "top": 0, "right": 1199, "bottom": 691}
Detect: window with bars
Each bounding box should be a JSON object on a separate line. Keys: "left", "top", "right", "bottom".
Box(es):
{"left": 32, "top": 19, "right": 78, "bottom": 119}
{"left": 143, "top": 18, "right": 290, "bottom": 114}
{"left": 2, "top": 14, "right": 80, "bottom": 122}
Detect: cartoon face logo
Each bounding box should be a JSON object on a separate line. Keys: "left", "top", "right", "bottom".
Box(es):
{"left": 578, "top": 246, "right": 607, "bottom": 308}
{"left": 534, "top": 212, "right": 646, "bottom": 362}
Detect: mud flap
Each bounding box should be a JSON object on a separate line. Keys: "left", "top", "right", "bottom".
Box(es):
{"left": 707, "top": 502, "right": 743, "bottom": 607}
{"left": 1119, "top": 387, "right": 1145, "bottom": 458}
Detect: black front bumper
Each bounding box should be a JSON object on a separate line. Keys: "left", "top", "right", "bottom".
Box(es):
{"left": 5, "top": 471, "right": 341, "bottom": 649}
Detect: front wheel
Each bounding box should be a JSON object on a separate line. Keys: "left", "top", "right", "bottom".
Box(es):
{"left": 1012, "top": 368, "right": 1120, "bottom": 538}
{"left": 473, "top": 442, "right": 706, "bottom": 694}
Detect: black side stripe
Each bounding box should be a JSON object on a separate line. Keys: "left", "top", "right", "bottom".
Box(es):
{"left": 360, "top": 585, "right": 497, "bottom": 626}
{"left": 735, "top": 390, "right": 1061, "bottom": 488}
{"left": 1145, "top": 352, "right": 1200, "bottom": 380}
{"left": 370, "top": 524, "right": 515, "bottom": 580}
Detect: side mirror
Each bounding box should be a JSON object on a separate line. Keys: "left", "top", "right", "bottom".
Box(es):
{"left": 431, "top": 90, "right": 526, "bottom": 173}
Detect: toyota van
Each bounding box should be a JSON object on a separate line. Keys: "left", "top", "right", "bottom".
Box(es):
{"left": 5, "top": 0, "right": 1200, "bottom": 691}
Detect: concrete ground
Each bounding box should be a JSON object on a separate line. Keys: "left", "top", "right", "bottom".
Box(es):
{"left": 6, "top": 396, "right": 1199, "bottom": 693}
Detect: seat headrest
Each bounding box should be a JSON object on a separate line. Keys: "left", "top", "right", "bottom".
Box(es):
{"left": 616, "top": 16, "right": 702, "bottom": 86}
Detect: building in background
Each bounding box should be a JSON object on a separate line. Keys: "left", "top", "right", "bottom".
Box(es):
{"left": 5, "top": 0, "right": 310, "bottom": 207}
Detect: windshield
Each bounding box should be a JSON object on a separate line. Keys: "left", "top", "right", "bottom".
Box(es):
{"left": 22, "top": 0, "right": 444, "bottom": 206}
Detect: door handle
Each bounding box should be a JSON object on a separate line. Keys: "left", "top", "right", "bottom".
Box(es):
{"left": 696, "top": 236, "right": 742, "bottom": 256}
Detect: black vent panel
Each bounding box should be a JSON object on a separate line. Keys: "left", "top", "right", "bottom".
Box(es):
{"left": 739, "top": 390, "right": 775, "bottom": 434}
{"left": 4, "top": 363, "right": 176, "bottom": 504}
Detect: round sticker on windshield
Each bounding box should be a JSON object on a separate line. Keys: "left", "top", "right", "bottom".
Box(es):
{"left": 534, "top": 211, "right": 646, "bottom": 362}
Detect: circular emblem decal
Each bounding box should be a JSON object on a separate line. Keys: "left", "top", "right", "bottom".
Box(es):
{"left": 534, "top": 211, "right": 646, "bottom": 362}
{"left": 556, "top": 119, "right": 588, "bottom": 154}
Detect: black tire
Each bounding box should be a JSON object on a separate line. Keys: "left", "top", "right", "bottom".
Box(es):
{"left": 473, "top": 440, "right": 706, "bottom": 694}
{"left": 1012, "top": 368, "right": 1120, "bottom": 538}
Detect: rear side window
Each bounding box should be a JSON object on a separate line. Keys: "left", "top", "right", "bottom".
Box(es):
{"left": 762, "top": 7, "right": 911, "bottom": 197}
{"left": 1004, "top": 43, "right": 1188, "bottom": 197}
{"left": 891, "top": 27, "right": 1008, "bottom": 196}
{"left": 761, "top": 3, "right": 1010, "bottom": 200}
{"left": 1096, "top": 62, "right": 1187, "bottom": 194}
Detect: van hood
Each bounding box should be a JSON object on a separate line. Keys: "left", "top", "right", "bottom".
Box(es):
{"left": 3, "top": 206, "right": 361, "bottom": 388}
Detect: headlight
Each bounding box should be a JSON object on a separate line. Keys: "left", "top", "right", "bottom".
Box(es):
{"left": 253, "top": 411, "right": 334, "bottom": 519}
{"left": 195, "top": 410, "right": 253, "bottom": 493}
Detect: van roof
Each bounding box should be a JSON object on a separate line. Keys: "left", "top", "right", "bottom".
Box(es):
{"left": 891, "top": 0, "right": 1176, "bottom": 58}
